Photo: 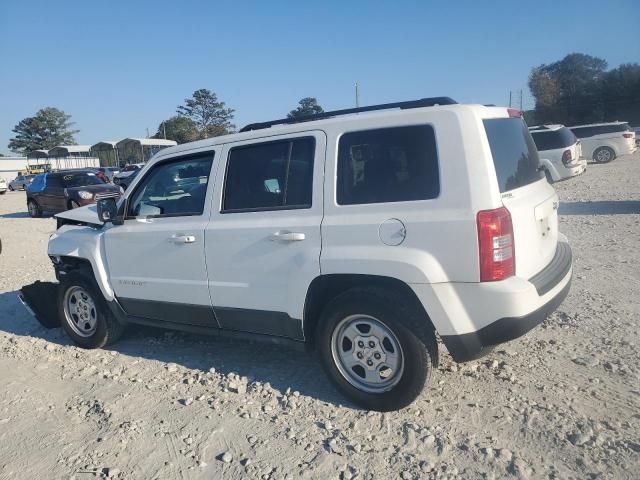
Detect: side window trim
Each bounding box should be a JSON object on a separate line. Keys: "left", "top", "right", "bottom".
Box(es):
{"left": 124, "top": 151, "right": 215, "bottom": 220}
{"left": 221, "top": 135, "right": 316, "bottom": 214}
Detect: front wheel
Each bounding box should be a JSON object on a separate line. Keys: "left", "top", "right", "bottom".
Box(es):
{"left": 58, "top": 272, "right": 125, "bottom": 349}
{"left": 9, "top": 185, "right": 14, "bottom": 191}
{"left": 317, "top": 287, "right": 437, "bottom": 411}
{"left": 69, "top": 200, "right": 80, "bottom": 209}
{"left": 593, "top": 146, "right": 615, "bottom": 163}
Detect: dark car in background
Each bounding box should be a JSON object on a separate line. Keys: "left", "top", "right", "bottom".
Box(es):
{"left": 114, "top": 167, "right": 141, "bottom": 190}
{"left": 26, "top": 170, "right": 120, "bottom": 218}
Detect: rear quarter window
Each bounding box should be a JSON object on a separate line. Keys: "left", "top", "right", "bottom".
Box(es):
{"left": 483, "top": 118, "right": 543, "bottom": 193}
{"left": 337, "top": 125, "right": 439, "bottom": 205}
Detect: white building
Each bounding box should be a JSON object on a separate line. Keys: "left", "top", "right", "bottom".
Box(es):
{"left": 0, "top": 157, "right": 29, "bottom": 182}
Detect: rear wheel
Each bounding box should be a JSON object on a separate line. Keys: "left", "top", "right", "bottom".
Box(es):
{"left": 8, "top": 185, "right": 14, "bottom": 191}
{"left": 58, "top": 272, "right": 125, "bottom": 349}
{"left": 593, "top": 146, "right": 615, "bottom": 163}
{"left": 70, "top": 200, "right": 80, "bottom": 209}
{"left": 317, "top": 287, "right": 437, "bottom": 411}
{"left": 27, "top": 199, "right": 42, "bottom": 218}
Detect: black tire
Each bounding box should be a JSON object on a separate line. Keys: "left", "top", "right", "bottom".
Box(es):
{"left": 316, "top": 287, "right": 437, "bottom": 411}
{"left": 22, "top": 184, "right": 28, "bottom": 190}
{"left": 27, "top": 199, "right": 42, "bottom": 218}
{"left": 69, "top": 200, "right": 80, "bottom": 209}
{"left": 0, "top": 190, "right": 6, "bottom": 195}
{"left": 593, "top": 146, "right": 615, "bottom": 163}
{"left": 58, "top": 271, "right": 125, "bottom": 349}
{"left": 9, "top": 185, "right": 14, "bottom": 191}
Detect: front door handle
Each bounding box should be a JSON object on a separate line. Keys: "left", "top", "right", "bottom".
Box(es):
{"left": 170, "top": 234, "right": 196, "bottom": 244}
{"left": 270, "top": 231, "right": 305, "bottom": 242}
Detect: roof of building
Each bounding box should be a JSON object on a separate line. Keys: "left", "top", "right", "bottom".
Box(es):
{"left": 115, "top": 138, "right": 177, "bottom": 148}
{"left": 48, "top": 145, "right": 92, "bottom": 156}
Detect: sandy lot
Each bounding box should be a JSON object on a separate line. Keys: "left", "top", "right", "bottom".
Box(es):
{"left": 0, "top": 153, "right": 639, "bottom": 480}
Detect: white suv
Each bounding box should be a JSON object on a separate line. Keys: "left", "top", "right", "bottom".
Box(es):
{"left": 529, "top": 125, "right": 586, "bottom": 182}
{"left": 46, "top": 98, "right": 573, "bottom": 411}
{"left": 570, "top": 121, "right": 636, "bottom": 163}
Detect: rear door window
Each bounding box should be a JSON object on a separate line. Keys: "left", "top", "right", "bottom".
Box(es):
{"left": 46, "top": 174, "right": 63, "bottom": 188}
{"left": 483, "top": 118, "right": 543, "bottom": 193}
{"left": 530, "top": 128, "right": 577, "bottom": 151}
{"left": 337, "top": 125, "right": 439, "bottom": 205}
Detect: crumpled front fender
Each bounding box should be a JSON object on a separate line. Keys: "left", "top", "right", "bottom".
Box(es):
{"left": 47, "top": 225, "right": 114, "bottom": 301}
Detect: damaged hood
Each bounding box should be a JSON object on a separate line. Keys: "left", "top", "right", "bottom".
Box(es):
{"left": 55, "top": 204, "right": 103, "bottom": 226}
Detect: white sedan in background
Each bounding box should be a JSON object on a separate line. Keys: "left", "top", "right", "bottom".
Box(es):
{"left": 0, "top": 177, "right": 7, "bottom": 195}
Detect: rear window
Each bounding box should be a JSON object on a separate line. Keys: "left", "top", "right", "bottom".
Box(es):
{"left": 572, "top": 123, "right": 629, "bottom": 138}
{"left": 483, "top": 118, "right": 543, "bottom": 193}
{"left": 337, "top": 125, "right": 439, "bottom": 205}
{"left": 530, "top": 127, "right": 577, "bottom": 151}
{"left": 63, "top": 173, "right": 105, "bottom": 188}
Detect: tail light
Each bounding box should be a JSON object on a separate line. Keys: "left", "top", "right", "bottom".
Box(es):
{"left": 623, "top": 133, "right": 633, "bottom": 138}
{"left": 477, "top": 207, "right": 515, "bottom": 282}
{"left": 507, "top": 108, "right": 522, "bottom": 118}
{"left": 561, "top": 149, "right": 572, "bottom": 166}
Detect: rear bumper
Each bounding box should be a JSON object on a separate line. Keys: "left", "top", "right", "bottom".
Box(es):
{"left": 441, "top": 276, "right": 571, "bottom": 362}
{"left": 412, "top": 240, "right": 573, "bottom": 362}
{"left": 554, "top": 160, "right": 586, "bottom": 182}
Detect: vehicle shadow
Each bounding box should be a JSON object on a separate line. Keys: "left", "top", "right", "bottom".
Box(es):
{"left": 559, "top": 200, "right": 640, "bottom": 216}
{"left": 0, "top": 211, "right": 30, "bottom": 219}
{"left": 0, "top": 289, "right": 348, "bottom": 408}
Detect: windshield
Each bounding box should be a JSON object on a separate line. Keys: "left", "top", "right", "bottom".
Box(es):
{"left": 530, "top": 127, "right": 577, "bottom": 151}
{"left": 484, "top": 117, "right": 543, "bottom": 193}
{"left": 63, "top": 173, "right": 105, "bottom": 188}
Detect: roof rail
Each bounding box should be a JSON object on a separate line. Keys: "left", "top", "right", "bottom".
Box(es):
{"left": 240, "top": 96, "right": 457, "bottom": 132}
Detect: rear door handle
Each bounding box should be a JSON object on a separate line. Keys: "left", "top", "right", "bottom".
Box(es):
{"left": 270, "top": 231, "right": 305, "bottom": 242}
{"left": 170, "top": 234, "right": 196, "bottom": 244}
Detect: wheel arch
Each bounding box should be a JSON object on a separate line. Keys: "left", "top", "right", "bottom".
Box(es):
{"left": 48, "top": 226, "right": 114, "bottom": 301}
{"left": 303, "top": 274, "right": 436, "bottom": 343}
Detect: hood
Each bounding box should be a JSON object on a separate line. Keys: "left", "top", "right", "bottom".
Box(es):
{"left": 67, "top": 184, "right": 120, "bottom": 194}
{"left": 55, "top": 203, "right": 103, "bottom": 226}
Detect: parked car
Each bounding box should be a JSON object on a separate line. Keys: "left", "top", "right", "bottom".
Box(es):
{"left": 569, "top": 121, "right": 636, "bottom": 163}
{"left": 114, "top": 167, "right": 140, "bottom": 191}
{"left": 9, "top": 174, "right": 35, "bottom": 191}
{"left": 0, "top": 178, "right": 7, "bottom": 195}
{"left": 528, "top": 125, "right": 587, "bottom": 182}
{"left": 113, "top": 164, "right": 144, "bottom": 185}
{"left": 47, "top": 98, "right": 572, "bottom": 411}
{"left": 26, "top": 170, "right": 120, "bottom": 217}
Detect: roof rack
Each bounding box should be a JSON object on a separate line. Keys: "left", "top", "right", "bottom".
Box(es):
{"left": 240, "top": 97, "right": 457, "bottom": 132}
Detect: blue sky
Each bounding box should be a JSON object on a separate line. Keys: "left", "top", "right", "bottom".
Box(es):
{"left": 1, "top": 0, "right": 638, "bottom": 155}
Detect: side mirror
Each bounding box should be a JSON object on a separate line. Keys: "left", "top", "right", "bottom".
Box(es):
{"left": 96, "top": 197, "right": 118, "bottom": 224}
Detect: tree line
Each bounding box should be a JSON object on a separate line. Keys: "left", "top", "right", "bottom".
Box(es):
{"left": 7, "top": 94, "right": 325, "bottom": 154}
{"left": 7, "top": 51, "right": 639, "bottom": 154}
{"left": 528, "top": 53, "right": 640, "bottom": 126}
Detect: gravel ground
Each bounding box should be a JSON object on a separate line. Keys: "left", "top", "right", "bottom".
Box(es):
{"left": 0, "top": 153, "right": 639, "bottom": 480}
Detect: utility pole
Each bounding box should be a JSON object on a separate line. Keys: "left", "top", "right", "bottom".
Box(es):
{"left": 509, "top": 91, "right": 513, "bottom": 108}
{"left": 146, "top": 127, "right": 150, "bottom": 138}
{"left": 163, "top": 122, "right": 167, "bottom": 139}
{"left": 519, "top": 89, "right": 523, "bottom": 111}
{"left": 355, "top": 82, "right": 360, "bottom": 108}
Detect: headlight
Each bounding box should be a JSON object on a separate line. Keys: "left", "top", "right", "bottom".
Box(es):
{"left": 78, "top": 191, "right": 93, "bottom": 200}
